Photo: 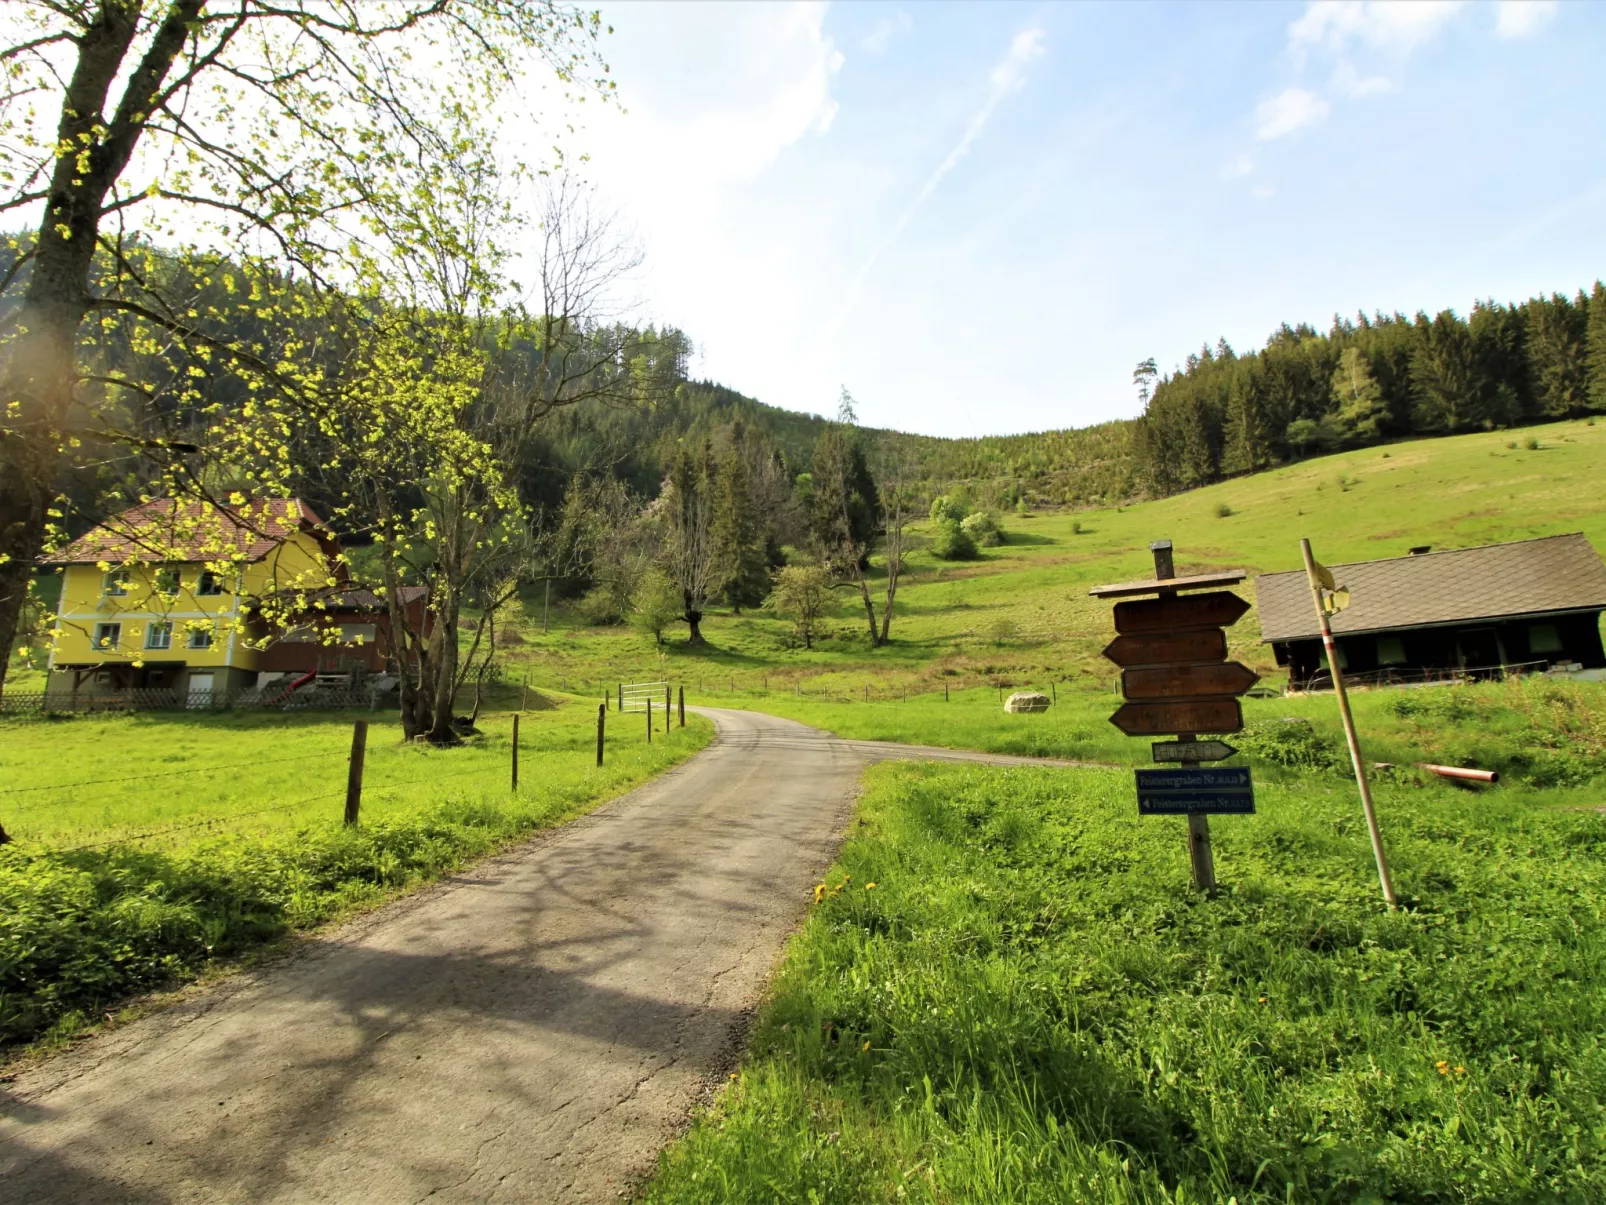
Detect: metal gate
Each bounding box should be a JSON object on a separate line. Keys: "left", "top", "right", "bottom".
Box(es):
{"left": 618, "top": 681, "right": 668, "bottom": 713}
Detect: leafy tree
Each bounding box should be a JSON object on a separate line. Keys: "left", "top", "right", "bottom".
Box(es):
{"left": 961, "top": 510, "right": 1003, "bottom": 547}
{"left": 931, "top": 518, "right": 977, "bottom": 560}
{"left": 629, "top": 568, "right": 681, "bottom": 647}
{"left": 662, "top": 447, "right": 716, "bottom": 646}
{"left": 0, "top": 0, "right": 609, "bottom": 698}
{"left": 809, "top": 424, "right": 880, "bottom": 644}
{"left": 765, "top": 563, "right": 832, "bottom": 650}
{"left": 929, "top": 495, "right": 968, "bottom": 524}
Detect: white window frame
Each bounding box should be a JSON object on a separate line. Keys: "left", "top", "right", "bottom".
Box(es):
{"left": 187, "top": 625, "right": 215, "bottom": 650}
{"left": 154, "top": 567, "right": 182, "bottom": 596}
{"left": 145, "top": 621, "right": 173, "bottom": 650}
{"left": 94, "top": 622, "right": 122, "bottom": 650}
{"left": 103, "top": 569, "right": 130, "bottom": 597}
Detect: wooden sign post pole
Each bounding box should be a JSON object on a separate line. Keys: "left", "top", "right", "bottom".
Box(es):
{"left": 1300, "top": 538, "right": 1397, "bottom": 909}
{"left": 1149, "top": 540, "right": 1216, "bottom": 893}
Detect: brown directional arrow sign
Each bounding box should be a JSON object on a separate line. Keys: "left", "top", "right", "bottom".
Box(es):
{"left": 1113, "top": 590, "right": 1250, "bottom": 635}
{"left": 1110, "top": 699, "right": 1243, "bottom": 737}
{"left": 1103, "top": 628, "right": 1227, "bottom": 668}
{"left": 1121, "top": 661, "right": 1259, "bottom": 701}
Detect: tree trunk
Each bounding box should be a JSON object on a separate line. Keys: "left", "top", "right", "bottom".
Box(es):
{"left": 854, "top": 575, "right": 879, "bottom": 646}
{"left": 426, "top": 586, "right": 462, "bottom": 744}
{"left": 878, "top": 561, "right": 899, "bottom": 647}
{"left": 685, "top": 610, "right": 705, "bottom": 646}
{"left": 0, "top": 2, "right": 201, "bottom": 697}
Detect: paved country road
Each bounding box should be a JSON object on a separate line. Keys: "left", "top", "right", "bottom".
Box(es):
{"left": 0, "top": 708, "right": 1087, "bottom": 1204}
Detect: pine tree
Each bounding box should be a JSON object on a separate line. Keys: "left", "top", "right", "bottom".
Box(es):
{"left": 1329, "top": 347, "right": 1388, "bottom": 444}
{"left": 1222, "top": 361, "right": 1272, "bottom": 473}
{"left": 1526, "top": 292, "right": 1590, "bottom": 417}
{"left": 1589, "top": 281, "right": 1606, "bottom": 413}
{"left": 711, "top": 450, "right": 770, "bottom": 611}
{"left": 1411, "top": 310, "right": 1484, "bottom": 432}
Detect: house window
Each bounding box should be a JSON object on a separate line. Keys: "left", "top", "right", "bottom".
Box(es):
{"left": 187, "top": 626, "right": 215, "bottom": 650}
{"left": 197, "top": 570, "right": 227, "bottom": 596}
{"left": 1528, "top": 624, "right": 1564, "bottom": 655}
{"left": 103, "top": 569, "right": 130, "bottom": 597}
{"left": 155, "top": 568, "right": 181, "bottom": 596}
{"left": 145, "top": 622, "right": 173, "bottom": 650}
{"left": 94, "top": 622, "right": 122, "bottom": 650}
{"left": 1376, "top": 635, "right": 1407, "bottom": 666}
{"left": 340, "top": 623, "right": 377, "bottom": 645}
{"left": 281, "top": 625, "right": 318, "bottom": 643}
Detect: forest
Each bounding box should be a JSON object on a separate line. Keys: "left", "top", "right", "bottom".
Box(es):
{"left": 1133, "top": 283, "right": 1606, "bottom": 493}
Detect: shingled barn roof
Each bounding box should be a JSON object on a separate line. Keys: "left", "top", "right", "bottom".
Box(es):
{"left": 1256, "top": 533, "right": 1606, "bottom": 643}
{"left": 44, "top": 498, "right": 333, "bottom": 566}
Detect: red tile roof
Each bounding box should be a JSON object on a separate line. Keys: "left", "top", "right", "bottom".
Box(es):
{"left": 44, "top": 498, "right": 333, "bottom": 566}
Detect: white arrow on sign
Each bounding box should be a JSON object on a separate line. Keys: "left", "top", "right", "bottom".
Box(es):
{"left": 1151, "top": 739, "right": 1237, "bottom": 763}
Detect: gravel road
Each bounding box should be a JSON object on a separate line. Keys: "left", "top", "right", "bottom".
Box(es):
{"left": 0, "top": 707, "right": 1082, "bottom": 1204}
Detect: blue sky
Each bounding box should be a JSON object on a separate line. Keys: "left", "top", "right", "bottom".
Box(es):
{"left": 548, "top": 1, "right": 1605, "bottom": 437}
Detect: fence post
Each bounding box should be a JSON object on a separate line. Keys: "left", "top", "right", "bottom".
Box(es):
{"left": 618, "top": 682, "right": 623, "bottom": 711}
{"left": 665, "top": 683, "right": 671, "bottom": 717}
{"left": 678, "top": 685, "right": 685, "bottom": 727}
{"left": 1052, "top": 682, "right": 1057, "bottom": 704}
{"left": 345, "top": 720, "right": 368, "bottom": 826}
{"left": 597, "top": 702, "right": 605, "bottom": 766}
{"left": 511, "top": 713, "right": 520, "bottom": 792}
{"left": 646, "top": 698, "right": 653, "bottom": 744}
{"left": 945, "top": 683, "right": 949, "bottom": 702}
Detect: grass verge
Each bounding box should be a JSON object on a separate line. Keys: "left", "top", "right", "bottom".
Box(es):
{"left": 0, "top": 707, "right": 711, "bottom": 1052}
{"left": 642, "top": 759, "right": 1606, "bottom": 1203}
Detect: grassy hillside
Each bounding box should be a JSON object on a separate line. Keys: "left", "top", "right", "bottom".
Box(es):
{"left": 499, "top": 416, "right": 1606, "bottom": 705}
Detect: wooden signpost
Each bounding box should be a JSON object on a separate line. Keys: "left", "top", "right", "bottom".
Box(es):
{"left": 1091, "top": 541, "right": 1258, "bottom": 892}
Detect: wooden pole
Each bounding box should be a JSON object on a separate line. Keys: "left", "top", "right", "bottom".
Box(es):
{"left": 596, "top": 702, "right": 605, "bottom": 766}
{"left": 618, "top": 682, "right": 624, "bottom": 711}
{"left": 1051, "top": 682, "right": 1057, "bottom": 704}
{"left": 945, "top": 683, "right": 949, "bottom": 702}
{"left": 1150, "top": 539, "right": 1216, "bottom": 893}
{"left": 678, "top": 685, "right": 685, "bottom": 727}
{"left": 344, "top": 720, "right": 367, "bottom": 826}
{"left": 542, "top": 579, "right": 550, "bottom": 634}
{"left": 665, "top": 683, "right": 671, "bottom": 718}
{"left": 521, "top": 683, "right": 527, "bottom": 712}
{"left": 646, "top": 698, "right": 652, "bottom": 744}
{"left": 1300, "top": 538, "right": 1397, "bottom": 908}
{"left": 511, "top": 713, "right": 520, "bottom": 791}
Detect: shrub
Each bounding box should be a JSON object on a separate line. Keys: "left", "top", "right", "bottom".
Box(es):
{"left": 960, "top": 510, "right": 1003, "bottom": 547}
{"left": 1234, "top": 717, "right": 1340, "bottom": 770}
{"left": 575, "top": 585, "right": 624, "bottom": 626}
{"left": 929, "top": 495, "right": 968, "bottom": 524}
{"left": 1524, "top": 436, "right": 1541, "bottom": 450}
{"left": 988, "top": 616, "right": 1019, "bottom": 644}
{"left": 1215, "top": 502, "right": 1234, "bottom": 518}
{"left": 931, "top": 518, "right": 978, "bottom": 561}
{"left": 629, "top": 568, "right": 682, "bottom": 645}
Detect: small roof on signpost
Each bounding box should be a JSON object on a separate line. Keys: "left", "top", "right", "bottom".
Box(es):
{"left": 1088, "top": 569, "right": 1248, "bottom": 599}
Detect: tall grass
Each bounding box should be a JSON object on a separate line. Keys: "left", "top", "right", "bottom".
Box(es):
{"left": 644, "top": 761, "right": 1606, "bottom": 1203}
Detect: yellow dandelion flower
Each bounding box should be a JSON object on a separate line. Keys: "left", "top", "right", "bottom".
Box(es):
{"left": 863, "top": 1041, "right": 872, "bottom": 1051}
{"left": 1454, "top": 1066, "right": 1466, "bottom": 1076}
{"left": 865, "top": 882, "right": 877, "bottom": 890}
{"left": 1435, "top": 1060, "right": 1450, "bottom": 1075}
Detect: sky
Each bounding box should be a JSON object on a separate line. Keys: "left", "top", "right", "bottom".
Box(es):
{"left": 531, "top": 0, "right": 1606, "bottom": 438}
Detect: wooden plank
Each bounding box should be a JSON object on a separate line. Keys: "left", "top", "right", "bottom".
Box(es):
{"left": 1112, "top": 590, "right": 1250, "bottom": 635}
{"left": 1109, "top": 698, "right": 1243, "bottom": 737}
{"left": 1088, "top": 569, "right": 1248, "bottom": 599}
{"left": 1121, "top": 661, "right": 1259, "bottom": 701}
{"left": 1102, "top": 628, "right": 1227, "bottom": 668}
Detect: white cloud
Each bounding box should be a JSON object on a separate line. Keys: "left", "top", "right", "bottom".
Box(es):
{"left": 826, "top": 25, "right": 1046, "bottom": 333}
{"left": 1332, "top": 60, "right": 1394, "bottom": 97}
{"left": 1495, "top": 1, "right": 1557, "bottom": 39}
{"left": 1255, "top": 88, "right": 1331, "bottom": 140}
{"left": 1290, "top": 1, "right": 1467, "bottom": 58}
{"left": 861, "top": 8, "right": 913, "bottom": 55}
{"left": 1250, "top": 184, "right": 1276, "bottom": 200}
{"left": 1222, "top": 153, "right": 1256, "bottom": 179}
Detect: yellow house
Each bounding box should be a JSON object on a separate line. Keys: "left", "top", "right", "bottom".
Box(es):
{"left": 43, "top": 498, "right": 344, "bottom": 705}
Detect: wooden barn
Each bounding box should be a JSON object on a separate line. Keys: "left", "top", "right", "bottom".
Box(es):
{"left": 1255, "top": 533, "right": 1606, "bottom": 690}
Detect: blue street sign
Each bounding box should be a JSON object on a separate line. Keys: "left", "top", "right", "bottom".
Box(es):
{"left": 1135, "top": 766, "right": 1255, "bottom": 815}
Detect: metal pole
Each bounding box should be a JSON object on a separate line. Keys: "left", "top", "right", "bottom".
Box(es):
{"left": 511, "top": 713, "right": 520, "bottom": 791}
{"left": 1300, "top": 538, "right": 1397, "bottom": 908}
{"left": 597, "top": 702, "right": 605, "bottom": 766}
{"left": 344, "top": 720, "right": 367, "bottom": 826}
